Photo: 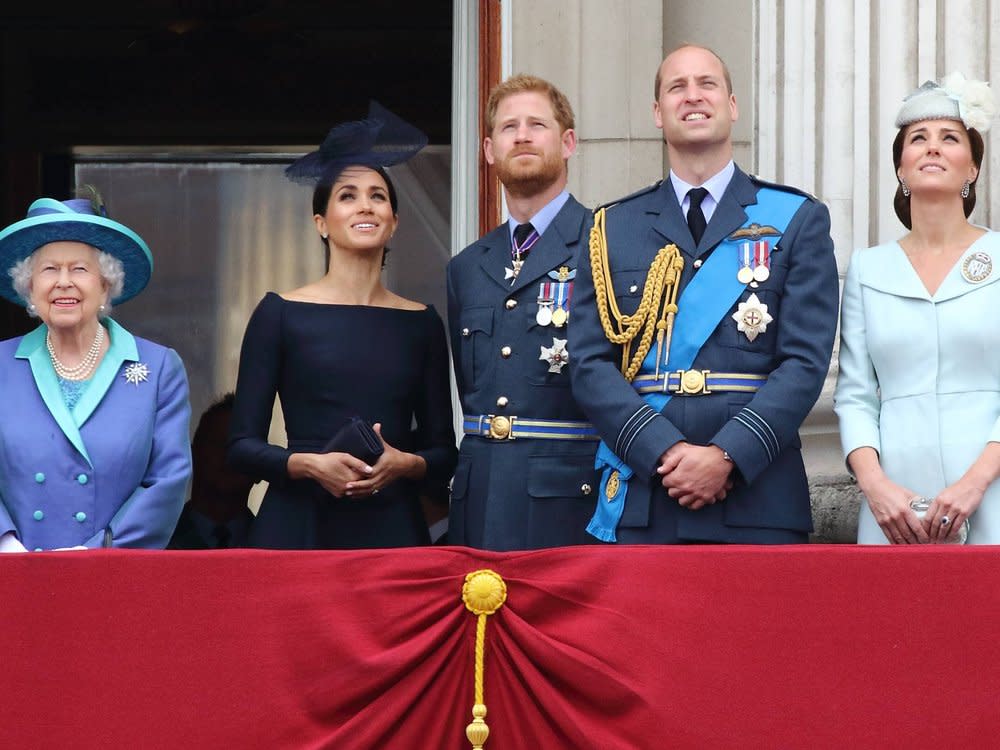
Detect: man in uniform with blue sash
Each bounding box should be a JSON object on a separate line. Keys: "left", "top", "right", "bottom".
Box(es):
{"left": 446, "top": 75, "right": 600, "bottom": 550}
{"left": 570, "top": 45, "right": 839, "bottom": 544}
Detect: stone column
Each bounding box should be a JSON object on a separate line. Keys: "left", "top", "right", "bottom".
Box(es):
{"left": 511, "top": 0, "right": 664, "bottom": 206}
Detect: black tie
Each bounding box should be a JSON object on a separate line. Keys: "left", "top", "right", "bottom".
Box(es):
{"left": 686, "top": 188, "right": 708, "bottom": 245}
{"left": 513, "top": 222, "right": 536, "bottom": 254}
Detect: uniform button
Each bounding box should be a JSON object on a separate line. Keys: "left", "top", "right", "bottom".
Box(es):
{"left": 34, "top": 472, "right": 45, "bottom": 483}
{"left": 581, "top": 483, "right": 593, "bottom": 495}
{"left": 77, "top": 474, "right": 89, "bottom": 485}
{"left": 500, "top": 346, "right": 512, "bottom": 358}
{"left": 496, "top": 396, "right": 509, "bottom": 408}
{"left": 461, "top": 327, "right": 470, "bottom": 337}
{"left": 628, "top": 283, "right": 639, "bottom": 294}
{"left": 505, "top": 299, "right": 517, "bottom": 310}
{"left": 75, "top": 512, "right": 87, "bottom": 522}
{"left": 33, "top": 510, "right": 44, "bottom": 521}
{"left": 693, "top": 259, "right": 703, "bottom": 269}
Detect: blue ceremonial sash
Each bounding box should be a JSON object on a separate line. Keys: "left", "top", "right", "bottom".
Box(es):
{"left": 587, "top": 187, "right": 806, "bottom": 541}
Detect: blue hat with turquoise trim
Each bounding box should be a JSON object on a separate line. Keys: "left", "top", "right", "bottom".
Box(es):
{"left": 0, "top": 194, "right": 152, "bottom": 304}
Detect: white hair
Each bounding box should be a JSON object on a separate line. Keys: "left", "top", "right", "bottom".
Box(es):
{"left": 9, "top": 248, "right": 125, "bottom": 318}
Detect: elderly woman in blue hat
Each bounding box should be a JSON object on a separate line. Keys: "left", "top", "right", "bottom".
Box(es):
{"left": 227, "top": 102, "right": 457, "bottom": 549}
{"left": 836, "top": 72, "right": 1000, "bottom": 545}
{"left": 0, "top": 187, "right": 192, "bottom": 552}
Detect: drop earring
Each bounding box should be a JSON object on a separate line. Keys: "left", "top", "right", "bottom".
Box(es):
{"left": 961, "top": 180, "right": 971, "bottom": 199}
{"left": 900, "top": 179, "right": 910, "bottom": 198}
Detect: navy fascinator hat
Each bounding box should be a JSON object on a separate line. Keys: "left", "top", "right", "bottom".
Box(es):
{"left": 285, "top": 100, "right": 428, "bottom": 185}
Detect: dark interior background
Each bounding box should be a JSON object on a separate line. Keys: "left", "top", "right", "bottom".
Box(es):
{"left": 0, "top": 0, "right": 453, "bottom": 338}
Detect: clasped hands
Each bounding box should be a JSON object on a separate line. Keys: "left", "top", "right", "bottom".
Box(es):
{"left": 864, "top": 475, "right": 978, "bottom": 544}
{"left": 312, "top": 424, "right": 417, "bottom": 499}
{"left": 656, "top": 442, "right": 734, "bottom": 510}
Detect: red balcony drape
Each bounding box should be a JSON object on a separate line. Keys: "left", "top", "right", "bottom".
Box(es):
{"left": 2, "top": 545, "right": 998, "bottom": 749}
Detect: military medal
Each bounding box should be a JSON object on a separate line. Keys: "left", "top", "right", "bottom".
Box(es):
{"left": 536, "top": 283, "right": 554, "bottom": 326}
{"left": 961, "top": 251, "right": 992, "bottom": 283}
{"left": 550, "top": 276, "right": 572, "bottom": 327}
{"left": 508, "top": 224, "right": 540, "bottom": 284}
{"left": 732, "top": 292, "right": 773, "bottom": 342}
{"left": 536, "top": 303, "right": 553, "bottom": 326}
{"left": 737, "top": 242, "right": 754, "bottom": 284}
{"left": 539, "top": 337, "right": 569, "bottom": 374}
{"left": 752, "top": 240, "right": 771, "bottom": 282}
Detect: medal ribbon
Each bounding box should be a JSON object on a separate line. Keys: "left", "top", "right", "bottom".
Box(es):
{"left": 755, "top": 240, "right": 770, "bottom": 272}
{"left": 512, "top": 228, "right": 540, "bottom": 262}
{"left": 554, "top": 281, "right": 568, "bottom": 315}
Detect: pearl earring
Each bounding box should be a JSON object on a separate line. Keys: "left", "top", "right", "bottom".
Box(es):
{"left": 321, "top": 232, "right": 328, "bottom": 239}
{"left": 27, "top": 302, "right": 37, "bottom": 316}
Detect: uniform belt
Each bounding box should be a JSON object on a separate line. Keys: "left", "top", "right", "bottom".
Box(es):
{"left": 632, "top": 369, "right": 768, "bottom": 395}
{"left": 463, "top": 414, "right": 600, "bottom": 441}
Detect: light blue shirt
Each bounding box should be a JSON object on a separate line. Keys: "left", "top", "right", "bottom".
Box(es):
{"left": 670, "top": 161, "right": 736, "bottom": 225}
{"left": 506, "top": 190, "right": 571, "bottom": 244}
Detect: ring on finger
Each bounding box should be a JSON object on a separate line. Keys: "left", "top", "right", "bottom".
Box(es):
{"left": 940, "top": 515, "right": 951, "bottom": 526}
{"left": 372, "top": 488, "right": 380, "bottom": 495}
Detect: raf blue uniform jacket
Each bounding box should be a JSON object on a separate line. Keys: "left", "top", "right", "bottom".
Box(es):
{"left": 569, "top": 168, "right": 839, "bottom": 542}
{"left": 446, "top": 195, "right": 600, "bottom": 550}
{"left": 0, "top": 320, "right": 192, "bottom": 550}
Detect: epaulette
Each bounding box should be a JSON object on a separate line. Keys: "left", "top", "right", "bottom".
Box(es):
{"left": 593, "top": 180, "right": 663, "bottom": 213}
{"left": 746, "top": 173, "right": 820, "bottom": 202}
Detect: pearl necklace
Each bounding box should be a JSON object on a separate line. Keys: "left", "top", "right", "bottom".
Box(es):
{"left": 47, "top": 325, "right": 105, "bottom": 381}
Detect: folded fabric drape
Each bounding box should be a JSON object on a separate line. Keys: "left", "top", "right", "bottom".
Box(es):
{"left": 2, "top": 545, "right": 997, "bottom": 749}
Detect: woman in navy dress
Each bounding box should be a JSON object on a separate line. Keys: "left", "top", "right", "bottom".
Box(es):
{"left": 227, "top": 102, "right": 456, "bottom": 549}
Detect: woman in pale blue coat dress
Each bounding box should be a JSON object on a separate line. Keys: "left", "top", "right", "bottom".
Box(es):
{"left": 835, "top": 73, "right": 1000, "bottom": 544}
{"left": 0, "top": 188, "right": 192, "bottom": 552}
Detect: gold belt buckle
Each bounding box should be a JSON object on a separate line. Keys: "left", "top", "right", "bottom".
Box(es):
{"left": 674, "top": 369, "right": 712, "bottom": 395}
{"left": 487, "top": 414, "right": 516, "bottom": 439}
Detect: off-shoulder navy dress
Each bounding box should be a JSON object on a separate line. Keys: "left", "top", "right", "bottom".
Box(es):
{"left": 228, "top": 292, "right": 457, "bottom": 549}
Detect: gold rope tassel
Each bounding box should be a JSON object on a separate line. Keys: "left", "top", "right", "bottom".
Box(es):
{"left": 462, "top": 569, "right": 508, "bottom": 749}
{"left": 590, "top": 208, "right": 684, "bottom": 381}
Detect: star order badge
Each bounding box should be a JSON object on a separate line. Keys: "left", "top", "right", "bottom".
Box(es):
{"left": 539, "top": 337, "right": 569, "bottom": 374}
{"left": 123, "top": 362, "right": 150, "bottom": 386}
{"left": 732, "top": 293, "right": 773, "bottom": 342}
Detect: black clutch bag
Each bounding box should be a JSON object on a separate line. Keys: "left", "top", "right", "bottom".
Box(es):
{"left": 322, "top": 417, "right": 384, "bottom": 465}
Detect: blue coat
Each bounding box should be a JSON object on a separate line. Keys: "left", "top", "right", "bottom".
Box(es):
{"left": 569, "top": 168, "right": 839, "bottom": 543}
{"left": 446, "top": 195, "right": 601, "bottom": 550}
{"left": 0, "top": 320, "right": 192, "bottom": 550}
{"left": 835, "top": 232, "right": 1000, "bottom": 544}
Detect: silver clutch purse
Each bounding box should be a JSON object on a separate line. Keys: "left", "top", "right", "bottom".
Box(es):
{"left": 909, "top": 496, "right": 969, "bottom": 544}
